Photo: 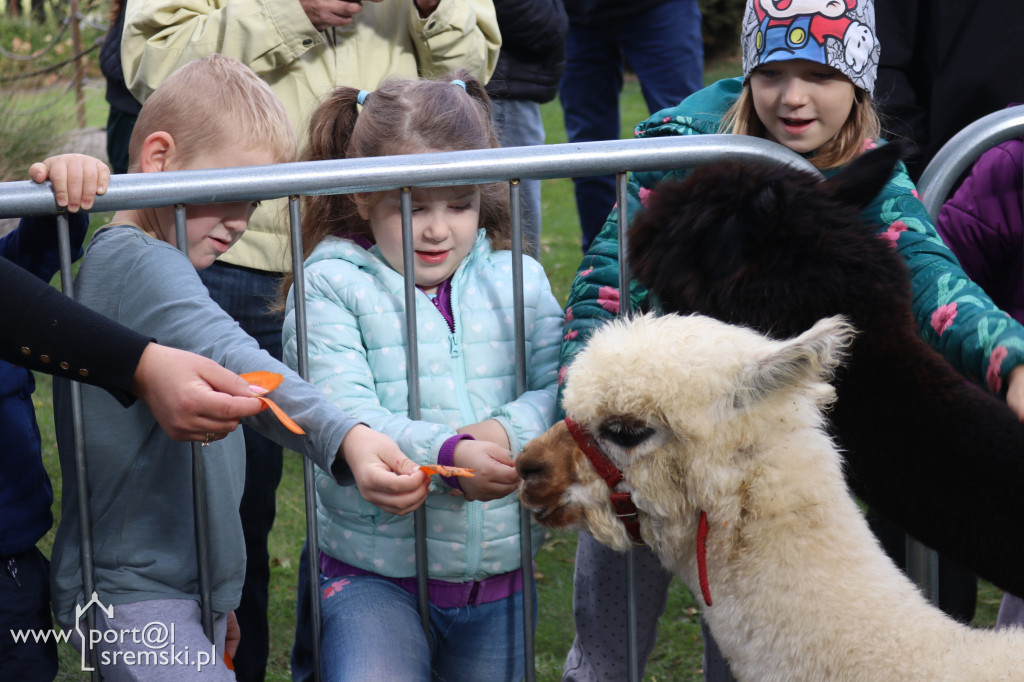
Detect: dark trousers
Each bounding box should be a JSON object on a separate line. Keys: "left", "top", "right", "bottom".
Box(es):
{"left": 105, "top": 106, "right": 138, "bottom": 176}
{"left": 559, "top": 0, "right": 704, "bottom": 250}
{"left": 200, "top": 261, "right": 285, "bottom": 682}
{"left": 1, "top": 547, "right": 57, "bottom": 681}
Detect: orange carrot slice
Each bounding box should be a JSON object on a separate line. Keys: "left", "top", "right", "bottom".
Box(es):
{"left": 258, "top": 396, "right": 305, "bottom": 435}
{"left": 419, "top": 464, "right": 475, "bottom": 478}
{"left": 239, "top": 371, "right": 303, "bottom": 434}
{"left": 240, "top": 371, "right": 284, "bottom": 392}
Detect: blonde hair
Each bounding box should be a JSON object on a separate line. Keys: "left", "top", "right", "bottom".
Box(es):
{"left": 128, "top": 54, "right": 296, "bottom": 171}
{"left": 719, "top": 80, "right": 881, "bottom": 170}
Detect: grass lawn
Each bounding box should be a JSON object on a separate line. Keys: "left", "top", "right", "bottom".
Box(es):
{"left": 29, "top": 55, "right": 1002, "bottom": 680}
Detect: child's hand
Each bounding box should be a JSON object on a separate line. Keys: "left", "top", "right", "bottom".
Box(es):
{"left": 340, "top": 424, "right": 429, "bottom": 515}
{"left": 29, "top": 154, "right": 110, "bottom": 213}
{"left": 1007, "top": 365, "right": 1024, "bottom": 422}
{"left": 457, "top": 419, "right": 511, "bottom": 450}
{"left": 225, "top": 610, "right": 240, "bottom": 660}
{"left": 452, "top": 439, "right": 519, "bottom": 502}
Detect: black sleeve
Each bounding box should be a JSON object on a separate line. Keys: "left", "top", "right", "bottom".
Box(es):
{"left": 1, "top": 257, "right": 151, "bottom": 405}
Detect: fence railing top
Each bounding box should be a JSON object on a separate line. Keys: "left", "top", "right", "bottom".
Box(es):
{"left": 0, "top": 135, "right": 818, "bottom": 217}
{"left": 917, "top": 106, "right": 1024, "bottom": 220}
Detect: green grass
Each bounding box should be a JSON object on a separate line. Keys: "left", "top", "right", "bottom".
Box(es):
{"left": 31, "top": 54, "right": 1003, "bottom": 680}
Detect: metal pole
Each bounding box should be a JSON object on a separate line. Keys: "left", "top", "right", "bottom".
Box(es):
{"left": 173, "top": 204, "right": 216, "bottom": 642}
{"left": 615, "top": 172, "right": 640, "bottom": 682}
{"left": 510, "top": 179, "right": 537, "bottom": 681}
{"left": 399, "top": 188, "right": 431, "bottom": 636}
{"left": 58, "top": 212, "right": 100, "bottom": 680}
{"left": 287, "top": 196, "right": 324, "bottom": 682}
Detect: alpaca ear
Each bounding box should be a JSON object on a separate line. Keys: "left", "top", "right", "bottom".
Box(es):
{"left": 729, "top": 316, "right": 855, "bottom": 413}
{"left": 821, "top": 142, "right": 905, "bottom": 212}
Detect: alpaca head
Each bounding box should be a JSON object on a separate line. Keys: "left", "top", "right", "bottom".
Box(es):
{"left": 629, "top": 142, "right": 907, "bottom": 340}
{"left": 517, "top": 313, "right": 855, "bottom": 558}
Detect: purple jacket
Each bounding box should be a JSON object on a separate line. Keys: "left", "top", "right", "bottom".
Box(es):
{"left": 937, "top": 135, "right": 1024, "bottom": 325}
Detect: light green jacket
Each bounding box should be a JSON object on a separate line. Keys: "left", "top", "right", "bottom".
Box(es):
{"left": 122, "top": 0, "right": 501, "bottom": 272}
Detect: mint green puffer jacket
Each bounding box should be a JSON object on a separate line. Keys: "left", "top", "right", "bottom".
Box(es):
{"left": 283, "top": 229, "right": 563, "bottom": 581}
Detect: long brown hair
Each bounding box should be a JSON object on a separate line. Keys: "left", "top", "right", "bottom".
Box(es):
{"left": 719, "top": 80, "right": 881, "bottom": 170}
{"left": 280, "top": 69, "right": 511, "bottom": 299}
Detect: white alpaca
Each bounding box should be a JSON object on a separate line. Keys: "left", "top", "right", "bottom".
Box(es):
{"left": 517, "top": 313, "right": 1024, "bottom": 682}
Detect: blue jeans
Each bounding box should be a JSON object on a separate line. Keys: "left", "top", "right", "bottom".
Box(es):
{"left": 318, "top": 572, "right": 529, "bottom": 682}
{"left": 199, "top": 261, "right": 285, "bottom": 682}
{"left": 559, "top": 0, "right": 704, "bottom": 250}
{"left": 491, "top": 98, "right": 546, "bottom": 257}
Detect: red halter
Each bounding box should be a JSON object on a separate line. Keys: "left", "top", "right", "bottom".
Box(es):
{"left": 564, "top": 417, "right": 644, "bottom": 545}
{"left": 563, "top": 416, "right": 713, "bottom": 607}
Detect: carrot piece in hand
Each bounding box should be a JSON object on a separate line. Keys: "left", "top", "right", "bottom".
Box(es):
{"left": 419, "top": 464, "right": 475, "bottom": 477}
{"left": 258, "top": 396, "right": 305, "bottom": 434}
{"left": 240, "top": 371, "right": 284, "bottom": 392}
{"left": 240, "top": 371, "right": 304, "bottom": 434}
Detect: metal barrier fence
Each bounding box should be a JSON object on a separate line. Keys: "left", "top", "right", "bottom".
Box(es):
{"left": 6, "top": 113, "right": 1019, "bottom": 678}
{"left": 2, "top": 135, "right": 812, "bottom": 682}
{"left": 907, "top": 105, "right": 1024, "bottom": 608}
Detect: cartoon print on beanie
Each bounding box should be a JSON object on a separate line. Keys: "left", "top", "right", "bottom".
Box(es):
{"left": 742, "top": 0, "right": 879, "bottom": 94}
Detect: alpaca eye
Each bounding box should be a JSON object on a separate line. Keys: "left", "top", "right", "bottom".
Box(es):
{"left": 599, "top": 419, "right": 655, "bottom": 449}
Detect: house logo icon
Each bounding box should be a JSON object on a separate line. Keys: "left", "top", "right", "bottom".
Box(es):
{"left": 75, "top": 592, "right": 114, "bottom": 672}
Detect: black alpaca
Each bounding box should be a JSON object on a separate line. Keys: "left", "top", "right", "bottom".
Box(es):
{"left": 628, "top": 143, "right": 1024, "bottom": 597}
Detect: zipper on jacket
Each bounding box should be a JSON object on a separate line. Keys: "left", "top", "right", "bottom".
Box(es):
{"left": 446, "top": 272, "right": 485, "bottom": 578}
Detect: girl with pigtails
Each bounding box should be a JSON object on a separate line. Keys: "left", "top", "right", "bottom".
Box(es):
{"left": 281, "top": 70, "right": 564, "bottom": 682}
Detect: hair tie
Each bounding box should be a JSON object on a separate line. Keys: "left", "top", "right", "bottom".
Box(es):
{"left": 450, "top": 79, "right": 466, "bottom": 91}
{"left": 357, "top": 90, "right": 371, "bottom": 105}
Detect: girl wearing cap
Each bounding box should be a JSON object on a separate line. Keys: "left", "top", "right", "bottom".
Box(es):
{"left": 557, "top": 1, "right": 1024, "bottom": 680}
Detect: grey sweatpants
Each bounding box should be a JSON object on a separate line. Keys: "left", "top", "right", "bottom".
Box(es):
{"left": 563, "top": 531, "right": 737, "bottom": 681}
{"left": 72, "top": 599, "right": 232, "bottom": 681}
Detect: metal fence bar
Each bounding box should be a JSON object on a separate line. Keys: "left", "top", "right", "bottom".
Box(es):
{"left": 918, "top": 107, "right": 1024, "bottom": 219}
{"left": 286, "top": 194, "right": 324, "bottom": 682}
{"left": 910, "top": 107, "right": 1024, "bottom": 606}
{"left": 613, "top": 171, "right": 641, "bottom": 682}
{"left": 56, "top": 212, "right": 100, "bottom": 680}
{"left": 171, "top": 203, "right": 216, "bottom": 643}
{"left": 1, "top": 137, "right": 817, "bottom": 218}
{"left": 397, "top": 187, "right": 432, "bottom": 638}
{"left": 2, "top": 136, "right": 818, "bottom": 679}
{"left": 509, "top": 178, "right": 538, "bottom": 681}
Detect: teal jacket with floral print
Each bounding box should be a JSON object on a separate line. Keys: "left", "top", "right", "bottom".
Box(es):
{"left": 558, "top": 77, "right": 1024, "bottom": 411}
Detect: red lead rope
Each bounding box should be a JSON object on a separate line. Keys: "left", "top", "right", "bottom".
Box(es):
{"left": 697, "top": 510, "right": 712, "bottom": 606}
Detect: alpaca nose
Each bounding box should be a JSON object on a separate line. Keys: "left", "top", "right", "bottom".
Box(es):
{"left": 515, "top": 451, "right": 547, "bottom": 482}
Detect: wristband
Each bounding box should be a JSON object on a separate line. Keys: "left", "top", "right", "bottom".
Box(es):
{"left": 438, "top": 433, "right": 475, "bottom": 490}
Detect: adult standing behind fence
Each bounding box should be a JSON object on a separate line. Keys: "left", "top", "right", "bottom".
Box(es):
{"left": 873, "top": 0, "right": 1024, "bottom": 181}
{"left": 559, "top": 0, "right": 703, "bottom": 251}
{"left": 121, "top": 3, "right": 500, "bottom": 680}
{"left": 99, "top": 0, "right": 141, "bottom": 175}
{"left": 485, "top": 0, "right": 568, "bottom": 256}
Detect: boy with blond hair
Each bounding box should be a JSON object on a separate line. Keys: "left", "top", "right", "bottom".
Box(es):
{"left": 48, "top": 54, "right": 429, "bottom": 679}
